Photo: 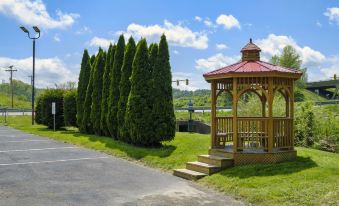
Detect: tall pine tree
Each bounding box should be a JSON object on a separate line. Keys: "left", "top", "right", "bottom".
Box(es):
{"left": 117, "top": 37, "right": 136, "bottom": 141}
{"left": 152, "top": 34, "right": 175, "bottom": 142}
{"left": 90, "top": 50, "right": 105, "bottom": 135}
{"left": 100, "top": 44, "right": 115, "bottom": 136}
{"left": 77, "top": 49, "right": 91, "bottom": 131}
{"left": 81, "top": 54, "right": 97, "bottom": 134}
{"left": 125, "top": 39, "right": 154, "bottom": 145}
{"left": 107, "top": 35, "right": 125, "bottom": 138}
{"left": 149, "top": 43, "right": 158, "bottom": 74}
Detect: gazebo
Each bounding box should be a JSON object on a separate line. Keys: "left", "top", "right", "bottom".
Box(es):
{"left": 174, "top": 39, "right": 302, "bottom": 180}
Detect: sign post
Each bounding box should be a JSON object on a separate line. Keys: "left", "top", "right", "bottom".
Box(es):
{"left": 52, "top": 102, "right": 56, "bottom": 131}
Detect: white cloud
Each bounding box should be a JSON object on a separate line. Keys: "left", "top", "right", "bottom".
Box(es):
{"left": 204, "top": 19, "right": 213, "bottom": 27}
{"left": 53, "top": 34, "right": 60, "bottom": 42}
{"left": 255, "top": 34, "right": 339, "bottom": 81}
{"left": 324, "top": 7, "right": 339, "bottom": 26}
{"left": 76, "top": 26, "right": 92, "bottom": 35}
{"left": 216, "top": 14, "right": 241, "bottom": 29}
{"left": 0, "top": 56, "right": 76, "bottom": 87}
{"left": 173, "top": 50, "right": 180, "bottom": 55}
{"left": 89, "top": 37, "right": 114, "bottom": 49}
{"left": 216, "top": 43, "right": 228, "bottom": 50}
{"left": 172, "top": 72, "right": 209, "bottom": 91}
{"left": 194, "top": 16, "right": 202, "bottom": 22}
{"left": 195, "top": 53, "right": 239, "bottom": 72}
{"left": 120, "top": 20, "right": 208, "bottom": 49}
{"left": 0, "top": 0, "right": 79, "bottom": 29}
{"left": 256, "top": 34, "right": 325, "bottom": 67}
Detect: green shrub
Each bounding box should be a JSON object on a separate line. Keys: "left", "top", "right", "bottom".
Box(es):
{"left": 40, "top": 89, "right": 65, "bottom": 129}
{"left": 35, "top": 95, "right": 44, "bottom": 124}
{"left": 295, "top": 102, "right": 315, "bottom": 147}
{"left": 63, "top": 90, "right": 77, "bottom": 127}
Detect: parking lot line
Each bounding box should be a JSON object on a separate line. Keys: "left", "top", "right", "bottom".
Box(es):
{"left": 0, "top": 140, "right": 52, "bottom": 143}
{"left": 0, "top": 156, "right": 109, "bottom": 166}
{"left": 0, "top": 146, "right": 78, "bottom": 153}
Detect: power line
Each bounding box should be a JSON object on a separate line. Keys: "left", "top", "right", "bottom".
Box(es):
{"left": 5, "top": 65, "right": 17, "bottom": 108}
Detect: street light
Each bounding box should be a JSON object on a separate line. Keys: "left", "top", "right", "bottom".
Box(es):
{"left": 20, "top": 26, "right": 40, "bottom": 125}
{"left": 187, "top": 99, "right": 194, "bottom": 132}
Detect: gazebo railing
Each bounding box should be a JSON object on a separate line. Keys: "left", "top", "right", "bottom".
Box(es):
{"left": 214, "top": 117, "right": 293, "bottom": 151}
{"left": 237, "top": 117, "right": 269, "bottom": 151}
{"left": 273, "top": 117, "right": 293, "bottom": 150}
{"left": 215, "top": 117, "right": 233, "bottom": 147}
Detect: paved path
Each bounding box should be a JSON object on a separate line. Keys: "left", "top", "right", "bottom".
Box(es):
{"left": 0, "top": 126, "right": 244, "bottom": 206}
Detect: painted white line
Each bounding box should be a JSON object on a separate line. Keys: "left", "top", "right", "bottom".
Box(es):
{"left": 0, "top": 140, "right": 51, "bottom": 143}
{"left": 0, "top": 156, "right": 109, "bottom": 166}
{"left": 0, "top": 146, "right": 78, "bottom": 153}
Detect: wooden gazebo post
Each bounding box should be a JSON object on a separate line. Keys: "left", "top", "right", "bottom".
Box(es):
{"left": 232, "top": 78, "right": 238, "bottom": 152}
{"left": 267, "top": 77, "right": 274, "bottom": 153}
{"left": 211, "top": 80, "right": 217, "bottom": 148}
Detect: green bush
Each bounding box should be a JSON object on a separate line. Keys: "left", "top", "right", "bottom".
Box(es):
{"left": 35, "top": 95, "right": 44, "bottom": 124}
{"left": 295, "top": 102, "right": 315, "bottom": 147}
{"left": 63, "top": 90, "right": 77, "bottom": 127}
{"left": 40, "top": 89, "right": 65, "bottom": 129}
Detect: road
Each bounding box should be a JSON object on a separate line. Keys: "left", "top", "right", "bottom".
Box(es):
{"left": 0, "top": 126, "right": 244, "bottom": 206}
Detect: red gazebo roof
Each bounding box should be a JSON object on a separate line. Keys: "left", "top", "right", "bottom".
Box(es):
{"left": 203, "top": 39, "right": 303, "bottom": 80}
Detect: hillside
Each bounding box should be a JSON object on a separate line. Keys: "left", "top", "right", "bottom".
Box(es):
{"left": 0, "top": 80, "right": 43, "bottom": 109}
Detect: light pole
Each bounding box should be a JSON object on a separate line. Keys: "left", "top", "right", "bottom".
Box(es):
{"left": 20, "top": 26, "right": 40, "bottom": 125}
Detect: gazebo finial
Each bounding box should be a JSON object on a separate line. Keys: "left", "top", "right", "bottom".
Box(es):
{"left": 250, "top": 38, "right": 252, "bottom": 43}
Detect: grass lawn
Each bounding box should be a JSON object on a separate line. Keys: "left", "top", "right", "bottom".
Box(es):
{"left": 4, "top": 116, "right": 339, "bottom": 206}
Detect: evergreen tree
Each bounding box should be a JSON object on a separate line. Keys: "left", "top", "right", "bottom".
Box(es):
{"left": 90, "top": 54, "right": 96, "bottom": 66}
{"left": 107, "top": 35, "right": 125, "bottom": 138}
{"left": 125, "top": 39, "right": 154, "bottom": 145}
{"left": 90, "top": 50, "right": 105, "bottom": 135}
{"left": 152, "top": 34, "right": 175, "bottom": 142}
{"left": 81, "top": 54, "right": 97, "bottom": 134}
{"left": 100, "top": 44, "right": 115, "bottom": 136}
{"left": 117, "top": 37, "right": 136, "bottom": 140}
{"left": 149, "top": 43, "right": 158, "bottom": 74}
{"left": 77, "top": 50, "right": 90, "bottom": 131}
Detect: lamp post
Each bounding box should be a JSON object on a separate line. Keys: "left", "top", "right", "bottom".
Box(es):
{"left": 187, "top": 99, "right": 194, "bottom": 132}
{"left": 20, "top": 26, "right": 40, "bottom": 125}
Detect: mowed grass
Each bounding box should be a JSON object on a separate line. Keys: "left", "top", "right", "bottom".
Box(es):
{"left": 5, "top": 116, "right": 339, "bottom": 206}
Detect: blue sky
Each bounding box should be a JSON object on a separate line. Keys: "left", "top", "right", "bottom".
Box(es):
{"left": 0, "top": 0, "right": 338, "bottom": 89}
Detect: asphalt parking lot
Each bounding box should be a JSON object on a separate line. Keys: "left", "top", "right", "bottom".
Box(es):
{"left": 0, "top": 126, "right": 244, "bottom": 206}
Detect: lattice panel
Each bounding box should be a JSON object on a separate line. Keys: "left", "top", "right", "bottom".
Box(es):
{"left": 233, "top": 151, "right": 297, "bottom": 165}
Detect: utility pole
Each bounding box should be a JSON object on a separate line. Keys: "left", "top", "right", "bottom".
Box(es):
{"left": 5, "top": 65, "right": 17, "bottom": 108}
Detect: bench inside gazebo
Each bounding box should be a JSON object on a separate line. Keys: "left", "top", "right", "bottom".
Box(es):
{"left": 174, "top": 39, "right": 302, "bottom": 180}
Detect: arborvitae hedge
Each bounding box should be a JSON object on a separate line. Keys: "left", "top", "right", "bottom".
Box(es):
{"left": 81, "top": 57, "right": 95, "bottom": 134}
{"left": 152, "top": 34, "right": 175, "bottom": 142}
{"left": 35, "top": 95, "right": 44, "bottom": 124}
{"left": 100, "top": 44, "right": 115, "bottom": 136}
{"left": 117, "top": 37, "right": 136, "bottom": 141}
{"left": 149, "top": 43, "right": 158, "bottom": 74}
{"left": 41, "top": 89, "right": 65, "bottom": 129}
{"left": 77, "top": 50, "right": 91, "bottom": 131}
{"left": 125, "top": 39, "right": 154, "bottom": 145}
{"left": 90, "top": 50, "right": 105, "bottom": 135}
{"left": 63, "top": 89, "right": 77, "bottom": 127}
{"left": 107, "top": 35, "right": 125, "bottom": 138}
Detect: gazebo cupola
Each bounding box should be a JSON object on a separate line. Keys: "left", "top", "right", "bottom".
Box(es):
{"left": 203, "top": 39, "right": 303, "bottom": 165}
{"left": 241, "top": 38, "right": 261, "bottom": 61}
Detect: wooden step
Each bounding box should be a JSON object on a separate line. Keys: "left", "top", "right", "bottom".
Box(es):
{"left": 198, "top": 154, "right": 234, "bottom": 168}
{"left": 173, "top": 169, "right": 207, "bottom": 180}
{"left": 209, "top": 149, "right": 234, "bottom": 158}
{"left": 186, "top": 161, "right": 221, "bottom": 175}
